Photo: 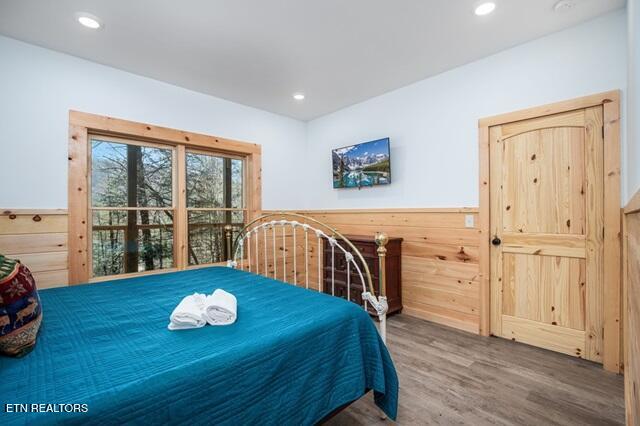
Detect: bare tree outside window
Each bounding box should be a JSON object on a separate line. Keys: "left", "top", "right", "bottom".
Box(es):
{"left": 90, "top": 138, "right": 245, "bottom": 278}
{"left": 186, "top": 152, "right": 244, "bottom": 265}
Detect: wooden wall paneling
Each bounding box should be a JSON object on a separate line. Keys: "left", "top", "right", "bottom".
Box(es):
{"left": 0, "top": 210, "right": 70, "bottom": 289}
{"left": 624, "top": 190, "right": 640, "bottom": 425}
{"left": 0, "top": 212, "right": 67, "bottom": 234}
{"left": 33, "top": 270, "right": 69, "bottom": 289}
{"left": 264, "top": 209, "right": 481, "bottom": 334}
{"left": 15, "top": 252, "right": 67, "bottom": 273}
{"left": 0, "top": 233, "right": 67, "bottom": 254}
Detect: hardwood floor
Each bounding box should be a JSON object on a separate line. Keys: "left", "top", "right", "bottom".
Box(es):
{"left": 327, "top": 315, "right": 625, "bottom": 425}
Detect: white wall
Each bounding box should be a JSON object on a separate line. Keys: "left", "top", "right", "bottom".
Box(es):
{"left": 629, "top": 0, "right": 640, "bottom": 200}
{"left": 305, "top": 11, "right": 628, "bottom": 209}
{"left": 0, "top": 35, "right": 306, "bottom": 210}
{"left": 0, "top": 10, "right": 630, "bottom": 211}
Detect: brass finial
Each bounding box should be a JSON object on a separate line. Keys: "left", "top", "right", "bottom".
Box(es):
{"left": 375, "top": 232, "right": 389, "bottom": 249}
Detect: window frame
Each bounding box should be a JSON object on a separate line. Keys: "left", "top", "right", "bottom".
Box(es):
{"left": 88, "top": 134, "right": 179, "bottom": 278}
{"left": 69, "top": 111, "right": 261, "bottom": 284}
{"left": 185, "top": 148, "right": 247, "bottom": 265}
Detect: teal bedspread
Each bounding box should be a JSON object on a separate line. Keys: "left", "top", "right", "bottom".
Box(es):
{"left": 0, "top": 267, "right": 398, "bottom": 425}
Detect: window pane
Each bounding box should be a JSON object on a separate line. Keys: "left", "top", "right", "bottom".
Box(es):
{"left": 91, "top": 139, "right": 173, "bottom": 208}
{"left": 231, "top": 210, "right": 245, "bottom": 224}
{"left": 188, "top": 211, "right": 225, "bottom": 265}
{"left": 92, "top": 210, "right": 174, "bottom": 277}
{"left": 186, "top": 153, "right": 224, "bottom": 208}
{"left": 187, "top": 210, "right": 245, "bottom": 265}
{"left": 231, "top": 159, "right": 243, "bottom": 209}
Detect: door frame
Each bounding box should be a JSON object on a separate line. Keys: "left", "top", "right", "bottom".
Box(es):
{"left": 478, "top": 91, "right": 621, "bottom": 372}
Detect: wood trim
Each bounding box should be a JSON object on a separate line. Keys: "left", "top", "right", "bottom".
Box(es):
{"left": 247, "top": 153, "right": 262, "bottom": 221}
{"left": 89, "top": 267, "right": 179, "bottom": 283}
{"left": 0, "top": 209, "right": 67, "bottom": 215}
{"left": 584, "top": 105, "right": 605, "bottom": 364}
{"left": 478, "top": 91, "right": 620, "bottom": 128}
{"left": 271, "top": 208, "right": 479, "bottom": 214}
{"left": 478, "top": 92, "right": 622, "bottom": 370}
{"left": 602, "top": 93, "right": 622, "bottom": 372}
{"left": 68, "top": 111, "right": 262, "bottom": 284}
{"left": 70, "top": 110, "right": 261, "bottom": 155}
{"left": 176, "top": 145, "right": 187, "bottom": 270}
{"left": 68, "top": 124, "right": 90, "bottom": 284}
{"left": 478, "top": 120, "right": 491, "bottom": 336}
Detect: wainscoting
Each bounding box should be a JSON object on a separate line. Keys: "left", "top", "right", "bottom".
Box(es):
{"left": 1, "top": 207, "right": 479, "bottom": 334}
{"left": 271, "top": 209, "right": 482, "bottom": 334}
{"left": 624, "top": 191, "right": 640, "bottom": 425}
{"left": 0, "top": 209, "right": 69, "bottom": 288}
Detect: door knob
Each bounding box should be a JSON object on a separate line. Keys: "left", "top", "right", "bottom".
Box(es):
{"left": 492, "top": 236, "right": 502, "bottom": 246}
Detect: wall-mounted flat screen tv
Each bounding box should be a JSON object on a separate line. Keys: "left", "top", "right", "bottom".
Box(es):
{"left": 332, "top": 138, "right": 391, "bottom": 189}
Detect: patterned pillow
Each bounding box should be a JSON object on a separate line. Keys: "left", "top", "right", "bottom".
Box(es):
{"left": 0, "top": 254, "right": 42, "bottom": 357}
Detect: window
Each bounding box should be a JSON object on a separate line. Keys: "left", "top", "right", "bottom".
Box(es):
{"left": 186, "top": 151, "right": 245, "bottom": 264}
{"left": 89, "top": 136, "right": 246, "bottom": 278}
{"left": 69, "top": 111, "right": 261, "bottom": 285}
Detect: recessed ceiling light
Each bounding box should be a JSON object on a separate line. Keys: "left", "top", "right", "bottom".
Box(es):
{"left": 475, "top": 2, "right": 496, "bottom": 16}
{"left": 76, "top": 12, "right": 102, "bottom": 29}
{"left": 293, "top": 93, "right": 305, "bottom": 101}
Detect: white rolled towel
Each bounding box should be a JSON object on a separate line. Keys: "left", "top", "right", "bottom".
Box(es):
{"left": 203, "top": 289, "right": 237, "bottom": 325}
{"left": 168, "top": 293, "right": 207, "bottom": 331}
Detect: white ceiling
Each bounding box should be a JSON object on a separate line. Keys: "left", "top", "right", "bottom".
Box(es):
{"left": 0, "top": 0, "right": 626, "bottom": 121}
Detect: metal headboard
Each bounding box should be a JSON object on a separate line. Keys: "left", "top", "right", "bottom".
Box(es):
{"left": 224, "top": 212, "right": 390, "bottom": 342}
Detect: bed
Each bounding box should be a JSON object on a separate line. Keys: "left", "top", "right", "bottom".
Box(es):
{"left": 0, "top": 266, "right": 398, "bottom": 424}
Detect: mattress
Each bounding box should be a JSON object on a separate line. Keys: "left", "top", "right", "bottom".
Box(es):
{"left": 0, "top": 266, "right": 398, "bottom": 425}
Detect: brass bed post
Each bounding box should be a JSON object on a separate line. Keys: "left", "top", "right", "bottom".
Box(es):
{"left": 229, "top": 212, "right": 390, "bottom": 345}
{"left": 224, "top": 224, "right": 233, "bottom": 261}
{"left": 375, "top": 232, "right": 389, "bottom": 343}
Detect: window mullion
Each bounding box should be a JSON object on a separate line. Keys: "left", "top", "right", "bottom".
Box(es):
{"left": 176, "top": 145, "right": 187, "bottom": 270}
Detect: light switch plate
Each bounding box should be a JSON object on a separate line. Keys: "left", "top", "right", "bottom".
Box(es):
{"left": 465, "top": 214, "right": 475, "bottom": 228}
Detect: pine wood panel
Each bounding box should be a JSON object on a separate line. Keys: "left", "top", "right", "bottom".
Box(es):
{"left": 0, "top": 233, "right": 67, "bottom": 254}
{"left": 501, "top": 315, "right": 586, "bottom": 358}
{"left": 265, "top": 209, "right": 481, "bottom": 334}
{"left": 68, "top": 123, "right": 90, "bottom": 284}
{"left": 502, "top": 126, "right": 585, "bottom": 235}
{"left": 69, "top": 110, "right": 260, "bottom": 155}
{"left": 502, "top": 233, "right": 586, "bottom": 258}
{"left": 602, "top": 98, "right": 622, "bottom": 373}
{"left": 0, "top": 210, "right": 70, "bottom": 288}
{"left": 13, "top": 252, "right": 67, "bottom": 273}
{"left": 502, "top": 253, "right": 585, "bottom": 330}
{"left": 584, "top": 105, "right": 605, "bottom": 363}
{"left": 623, "top": 192, "right": 640, "bottom": 425}
{"left": 0, "top": 212, "right": 67, "bottom": 234}
{"left": 32, "top": 270, "right": 69, "bottom": 289}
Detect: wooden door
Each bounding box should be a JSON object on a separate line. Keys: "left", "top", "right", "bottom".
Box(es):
{"left": 489, "top": 107, "right": 604, "bottom": 362}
